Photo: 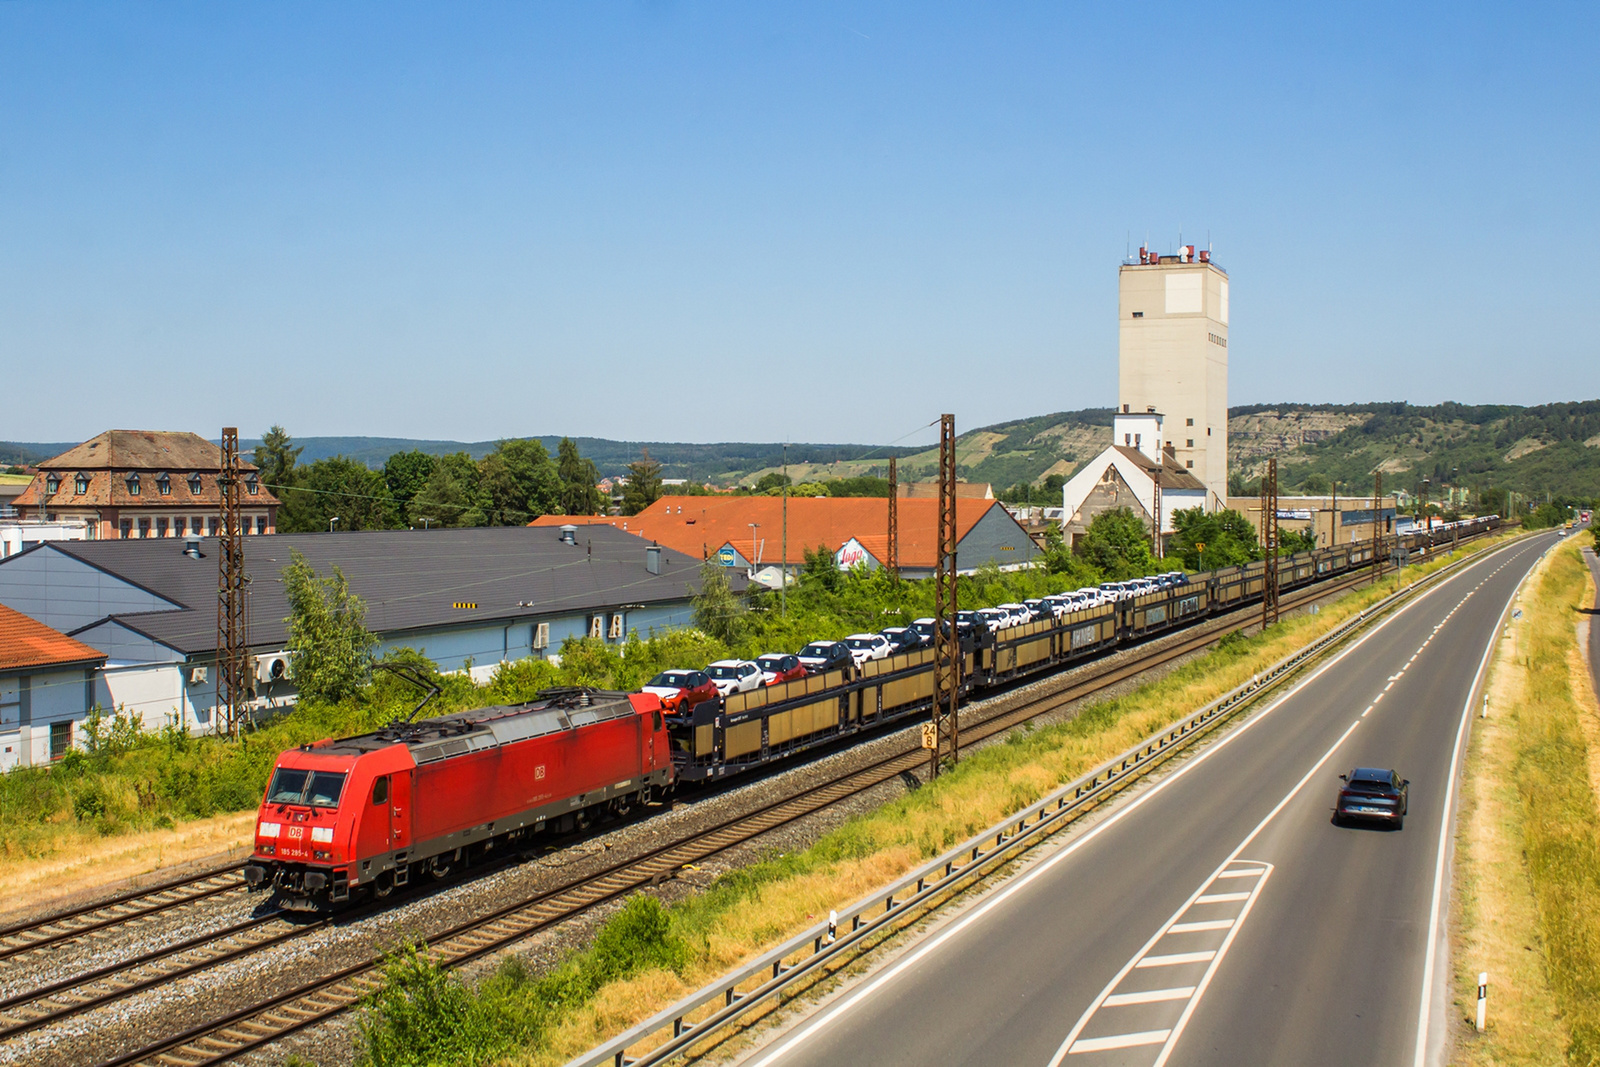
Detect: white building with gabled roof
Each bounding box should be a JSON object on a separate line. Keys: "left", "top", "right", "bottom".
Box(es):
{"left": 1060, "top": 408, "right": 1207, "bottom": 549}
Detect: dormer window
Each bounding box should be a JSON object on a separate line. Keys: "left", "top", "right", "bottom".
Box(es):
{"left": 74, "top": 474, "right": 89, "bottom": 495}
{"left": 188, "top": 473, "right": 203, "bottom": 495}
{"left": 156, "top": 472, "right": 172, "bottom": 496}
{"left": 126, "top": 473, "right": 141, "bottom": 496}
{"left": 245, "top": 474, "right": 259, "bottom": 495}
{"left": 45, "top": 474, "right": 60, "bottom": 495}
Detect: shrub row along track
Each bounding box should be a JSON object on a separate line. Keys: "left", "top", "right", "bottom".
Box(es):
{"left": 87, "top": 562, "right": 1397, "bottom": 1067}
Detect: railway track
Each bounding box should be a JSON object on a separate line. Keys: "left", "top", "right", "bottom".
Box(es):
{"left": 86, "top": 562, "right": 1391, "bottom": 1067}
{"left": 0, "top": 865, "right": 246, "bottom": 966}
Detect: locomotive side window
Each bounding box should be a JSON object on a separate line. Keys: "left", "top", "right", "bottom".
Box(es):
{"left": 372, "top": 776, "right": 389, "bottom": 805}
{"left": 654, "top": 710, "right": 663, "bottom": 731}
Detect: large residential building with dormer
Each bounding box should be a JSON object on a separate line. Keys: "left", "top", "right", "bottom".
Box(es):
{"left": 10, "top": 430, "right": 279, "bottom": 540}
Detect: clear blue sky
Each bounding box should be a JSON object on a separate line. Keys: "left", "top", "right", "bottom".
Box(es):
{"left": 3, "top": 3, "right": 1595, "bottom": 449}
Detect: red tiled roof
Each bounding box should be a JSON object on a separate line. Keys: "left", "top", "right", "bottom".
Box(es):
{"left": 609, "top": 496, "right": 1002, "bottom": 568}
{"left": 0, "top": 604, "right": 106, "bottom": 673}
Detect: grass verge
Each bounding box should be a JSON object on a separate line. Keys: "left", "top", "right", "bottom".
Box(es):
{"left": 352, "top": 535, "right": 1524, "bottom": 1067}
{"left": 1453, "top": 538, "right": 1600, "bottom": 1065}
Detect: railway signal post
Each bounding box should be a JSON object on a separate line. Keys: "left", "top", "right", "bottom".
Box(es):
{"left": 931, "top": 413, "right": 959, "bottom": 778}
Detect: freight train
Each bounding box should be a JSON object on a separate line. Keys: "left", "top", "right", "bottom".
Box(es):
{"left": 245, "top": 518, "right": 1498, "bottom": 909}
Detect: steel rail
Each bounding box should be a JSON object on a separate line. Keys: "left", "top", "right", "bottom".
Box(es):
{"left": 0, "top": 864, "right": 247, "bottom": 963}
{"left": 89, "top": 553, "right": 1420, "bottom": 1067}
{"left": 0, "top": 909, "right": 325, "bottom": 1042}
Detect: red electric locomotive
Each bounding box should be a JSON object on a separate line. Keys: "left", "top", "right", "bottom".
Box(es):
{"left": 245, "top": 688, "right": 671, "bottom": 910}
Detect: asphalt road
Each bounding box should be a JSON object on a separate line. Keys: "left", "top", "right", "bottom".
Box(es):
{"left": 738, "top": 532, "right": 1559, "bottom": 1067}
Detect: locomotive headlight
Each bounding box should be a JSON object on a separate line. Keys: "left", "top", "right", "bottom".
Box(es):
{"left": 258, "top": 821, "right": 281, "bottom": 838}
{"left": 311, "top": 826, "right": 334, "bottom": 844}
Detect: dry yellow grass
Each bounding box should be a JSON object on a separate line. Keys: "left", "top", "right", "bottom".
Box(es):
{"left": 1452, "top": 544, "right": 1567, "bottom": 1066}
{"left": 505, "top": 535, "right": 1524, "bottom": 1066}
{"left": 0, "top": 810, "right": 254, "bottom": 918}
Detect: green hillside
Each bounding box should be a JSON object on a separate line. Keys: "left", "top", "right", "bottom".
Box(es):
{"left": 8, "top": 399, "right": 1596, "bottom": 501}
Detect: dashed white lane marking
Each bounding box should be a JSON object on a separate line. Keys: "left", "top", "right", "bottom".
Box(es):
{"left": 1103, "top": 988, "right": 1195, "bottom": 1006}
{"left": 1071, "top": 1031, "right": 1172, "bottom": 1053}
{"left": 1053, "top": 862, "right": 1273, "bottom": 1062}
{"left": 1136, "top": 951, "right": 1216, "bottom": 968}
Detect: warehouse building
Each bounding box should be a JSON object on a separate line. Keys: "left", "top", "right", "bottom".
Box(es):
{"left": 534, "top": 496, "right": 1042, "bottom": 586}
{"left": 0, "top": 526, "right": 722, "bottom": 734}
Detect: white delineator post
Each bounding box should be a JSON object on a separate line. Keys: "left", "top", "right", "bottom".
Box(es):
{"left": 1476, "top": 972, "right": 1488, "bottom": 1032}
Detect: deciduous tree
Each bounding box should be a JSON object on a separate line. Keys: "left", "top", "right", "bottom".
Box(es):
{"left": 383, "top": 450, "right": 436, "bottom": 517}
{"left": 479, "top": 439, "right": 561, "bottom": 525}
{"left": 1074, "top": 508, "right": 1160, "bottom": 580}
{"left": 408, "top": 452, "right": 489, "bottom": 528}
{"left": 283, "top": 550, "right": 378, "bottom": 704}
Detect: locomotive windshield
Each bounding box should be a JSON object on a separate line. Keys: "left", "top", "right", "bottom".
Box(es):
{"left": 266, "top": 768, "right": 348, "bottom": 808}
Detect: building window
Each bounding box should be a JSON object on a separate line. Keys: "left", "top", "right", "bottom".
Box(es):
{"left": 45, "top": 474, "right": 60, "bottom": 495}
{"left": 188, "top": 473, "right": 203, "bottom": 495}
{"left": 246, "top": 475, "right": 259, "bottom": 495}
{"left": 75, "top": 474, "right": 89, "bottom": 495}
{"left": 175, "top": 517, "right": 186, "bottom": 537}
{"left": 1132, "top": 311, "right": 1143, "bottom": 318}
{"left": 256, "top": 516, "right": 268, "bottom": 535}
{"left": 1186, "top": 418, "right": 1194, "bottom": 426}
{"left": 120, "top": 520, "right": 132, "bottom": 539}
{"left": 1186, "top": 460, "right": 1195, "bottom": 468}
{"left": 1187, "top": 439, "right": 1194, "bottom": 448}
{"left": 193, "top": 516, "right": 203, "bottom": 534}
{"left": 157, "top": 473, "right": 171, "bottom": 495}
{"left": 137, "top": 518, "right": 150, "bottom": 538}
{"left": 50, "top": 721, "right": 72, "bottom": 760}
{"left": 126, "top": 473, "right": 141, "bottom": 496}
{"left": 1207, "top": 428, "right": 1212, "bottom": 436}
{"left": 206, "top": 517, "right": 218, "bottom": 536}
{"left": 156, "top": 518, "right": 169, "bottom": 537}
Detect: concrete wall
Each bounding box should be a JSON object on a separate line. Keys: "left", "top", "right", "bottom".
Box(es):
{"left": 0, "top": 546, "right": 177, "bottom": 632}
{"left": 1118, "top": 261, "right": 1229, "bottom": 509}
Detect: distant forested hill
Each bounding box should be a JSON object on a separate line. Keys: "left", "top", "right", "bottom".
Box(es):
{"left": 7, "top": 399, "right": 1595, "bottom": 499}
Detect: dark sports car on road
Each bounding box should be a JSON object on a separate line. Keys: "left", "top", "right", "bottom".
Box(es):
{"left": 1335, "top": 767, "right": 1409, "bottom": 828}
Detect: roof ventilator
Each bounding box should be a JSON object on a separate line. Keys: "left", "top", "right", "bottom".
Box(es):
{"left": 646, "top": 544, "right": 661, "bottom": 575}
{"left": 183, "top": 536, "right": 203, "bottom": 559}
{"left": 558, "top": 524, "right": 578, "bottom": 545}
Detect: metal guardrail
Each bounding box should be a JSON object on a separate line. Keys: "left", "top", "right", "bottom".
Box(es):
{"left": 565, "top": 536, "right": 1513, "bottom": 1067}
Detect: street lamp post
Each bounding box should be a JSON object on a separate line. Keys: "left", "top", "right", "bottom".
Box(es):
{"left": 748, "top": 522, "right": 760, "bottom": 572}
{"left": 330, "top": 516, "right": 340, "bottom": 533}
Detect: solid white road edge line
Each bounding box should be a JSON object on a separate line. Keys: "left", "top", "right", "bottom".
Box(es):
{"left": 739, "top": 538, "right": 1526, "bottom": 1067}
{"left": 1410, "top": 547, "right": 1535, "bottom": 1067}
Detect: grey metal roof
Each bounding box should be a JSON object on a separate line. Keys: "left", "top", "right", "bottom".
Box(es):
{"left": 37, "top": 526, "right": 728, "bottom": 655}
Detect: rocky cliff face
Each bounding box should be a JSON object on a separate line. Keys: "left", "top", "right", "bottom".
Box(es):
{"left": 1227, "top": 410, "right": 1372, "bottom": 464}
